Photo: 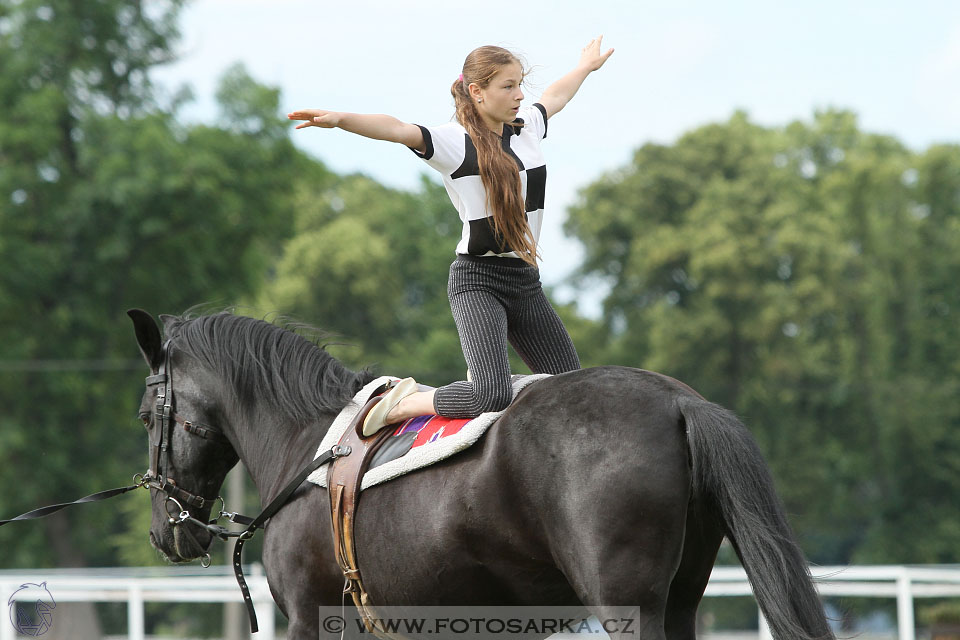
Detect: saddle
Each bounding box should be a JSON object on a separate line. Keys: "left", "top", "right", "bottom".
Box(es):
{"left": 326, "top": 386, "right": 396, "bottom": 637}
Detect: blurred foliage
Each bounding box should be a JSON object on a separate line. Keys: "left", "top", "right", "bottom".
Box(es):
{"left": 920, "top": 600, "right": 960, "bottom": 625}
{"left": 0, "top": 0, "right": 305, "bottom": 568}
{"left": 566, "top": 109, "right": 960, "bottom": 564}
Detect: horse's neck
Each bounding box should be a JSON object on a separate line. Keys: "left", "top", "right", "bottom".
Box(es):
{"left": 232, "top": 409, "right": 339, "bottom": 506}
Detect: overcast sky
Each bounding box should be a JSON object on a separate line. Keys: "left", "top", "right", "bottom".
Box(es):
{"left": 151, "top": 0, "right": 960, "bottom": 308}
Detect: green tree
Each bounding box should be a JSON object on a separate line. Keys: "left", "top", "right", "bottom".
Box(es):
{"left": 0, "top": 0, "right": 305, "bottom": 575}
{"left": 566, "top": 109, "right": 960, "bottom": 564}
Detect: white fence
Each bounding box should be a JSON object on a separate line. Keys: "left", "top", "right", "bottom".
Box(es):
{"left": 707, "top": 565, "right": 960, "bottom": 640}
{"left": 3, "top": 565, "right": 960, "bottom": 639}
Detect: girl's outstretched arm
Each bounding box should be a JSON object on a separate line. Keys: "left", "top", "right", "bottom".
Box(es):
{"left": 287, "top": 109, "right": 425, "bottom": 152}
{"left": 539, "top": 36, "right": 614, "bottom": 119}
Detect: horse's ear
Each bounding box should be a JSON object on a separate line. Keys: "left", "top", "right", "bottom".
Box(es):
{"left": 127, "top": 309, "right": 163, "bottom": 372}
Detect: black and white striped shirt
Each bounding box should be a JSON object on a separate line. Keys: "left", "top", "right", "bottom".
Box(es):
{"left": 410, "top": 103, "right": 548, "bottom": 259}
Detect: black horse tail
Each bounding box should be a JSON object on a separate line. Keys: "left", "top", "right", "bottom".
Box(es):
{"left": 677, "top": 395, "right": 834, "bottom": 640}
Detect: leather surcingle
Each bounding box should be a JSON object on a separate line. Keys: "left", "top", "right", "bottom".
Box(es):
{"left": 327, "top": 390, "right": 397, "bottom": 638}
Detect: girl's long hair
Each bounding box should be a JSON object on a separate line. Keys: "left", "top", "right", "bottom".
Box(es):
{"left": 452, "top": 46, "right": 538, "bottom": 266}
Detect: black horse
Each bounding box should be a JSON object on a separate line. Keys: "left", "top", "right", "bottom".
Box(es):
{"left": 128, "top": 310, "right": 833, "bottom": 640}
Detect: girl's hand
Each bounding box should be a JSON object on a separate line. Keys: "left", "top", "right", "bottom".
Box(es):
{"left": 578, "top": 35, "right": 614, "bottom": 73}
{"left": 287, "top": 109, "right": 343, "bottom": 130}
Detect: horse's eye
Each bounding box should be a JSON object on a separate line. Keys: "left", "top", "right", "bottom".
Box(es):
{"left": 139, "top": 412, "right": 151, "bottom": 427}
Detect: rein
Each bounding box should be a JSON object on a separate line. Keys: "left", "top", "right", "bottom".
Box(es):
{"left": 0, "top": 482, "right": 146, "bottom": 527}
{"left": 0, "top": 339, "right": 350, "bottom": 635}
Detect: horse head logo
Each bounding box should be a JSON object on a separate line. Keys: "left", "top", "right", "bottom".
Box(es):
{"left": 7, "top": 582, "right": 56, "bottom": 636}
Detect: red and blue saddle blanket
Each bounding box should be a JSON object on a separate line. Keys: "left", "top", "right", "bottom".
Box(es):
{"left": 391, "top": 414, "right": 472, "bottom": 447}
{"left": 307, "top": 374, "right": 550, "bottom": 491}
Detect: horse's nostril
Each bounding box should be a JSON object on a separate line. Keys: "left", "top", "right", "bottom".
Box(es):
{"left": 149, "top": 531, "right": 157, "bottom": 548}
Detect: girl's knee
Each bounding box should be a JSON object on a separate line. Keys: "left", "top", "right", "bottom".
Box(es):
{"left": 473, "top": 382, "right": 513, "bottom": 413}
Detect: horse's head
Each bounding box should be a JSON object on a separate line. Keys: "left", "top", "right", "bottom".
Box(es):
{"left": 128, "top": 309, "right": 239, "bottom": 564}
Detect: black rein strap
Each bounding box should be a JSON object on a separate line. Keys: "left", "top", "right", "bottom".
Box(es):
{"left": 226, "top": 444, "right": 350, "bottom": 633}
{"left": 0, "top": 482, "right": 144, "bottom": 527}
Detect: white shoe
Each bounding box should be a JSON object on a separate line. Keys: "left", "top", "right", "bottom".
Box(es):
{"left": 362, "top": 377, "right": 418, "bottom": 436}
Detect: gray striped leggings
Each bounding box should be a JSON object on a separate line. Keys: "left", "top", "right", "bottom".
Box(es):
{"left": 433, "top": 255, "right": 581, "bottom": 418}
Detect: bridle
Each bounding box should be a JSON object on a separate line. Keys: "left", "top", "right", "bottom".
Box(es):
{"left": 139, "top": 340, "right": 230, "bottom": 519}
{"left": 136, "top": 338, "right": 350, "bottom": 633}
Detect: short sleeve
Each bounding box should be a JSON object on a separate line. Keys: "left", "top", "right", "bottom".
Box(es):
{"left": 520, "top": 103, "right": 548, "bottom": 141}
{"left": 408, "top": 122, "right": 466, "bottom": 174}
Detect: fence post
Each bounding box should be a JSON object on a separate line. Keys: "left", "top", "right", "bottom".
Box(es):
{"left": 250, "top": 565, "right": 275, "bottom": 640}
{"left": 1, "top": 582, "right": 14, "bottom": 640}
{"left": 896, "top": 569, "right": 915, "bottom": 640}
{"left": 253, "top": 597, "right": 275, "bottom": 640}
{"left": 128, "top": 582, "right": 145, "bottom": 640}
{"left": 758, "top": 609, "right": 774, "bottom": 640}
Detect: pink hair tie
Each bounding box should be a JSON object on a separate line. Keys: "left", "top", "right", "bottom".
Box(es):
{"left": 458, "top": 73, "right": 464, "bottom": 82}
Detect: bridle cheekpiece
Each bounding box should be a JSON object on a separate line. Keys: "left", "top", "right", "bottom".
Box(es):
{"left": 140, "top": 340, "right": 227, "bottom": 520}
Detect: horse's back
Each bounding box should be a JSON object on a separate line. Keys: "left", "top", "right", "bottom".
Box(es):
{"left": 354, "top": 366, "right": 694, "bottom": 610}
{"left": 488, "top": 366, "right": 693, "bottom": 555}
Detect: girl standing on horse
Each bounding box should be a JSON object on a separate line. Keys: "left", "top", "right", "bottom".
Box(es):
{"left": 288, "top": 37, "right": 614, "bottom": 433}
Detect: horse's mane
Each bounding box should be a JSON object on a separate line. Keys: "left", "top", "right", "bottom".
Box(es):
{"left": 164, "top": 311, "right": 377, "bottom": 423}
